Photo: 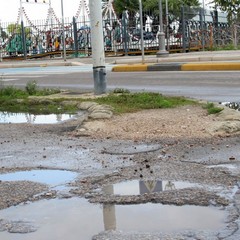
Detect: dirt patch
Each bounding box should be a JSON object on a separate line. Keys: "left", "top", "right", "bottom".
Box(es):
{"left": 76, "top": 105, "right": 223, "bottom": 140}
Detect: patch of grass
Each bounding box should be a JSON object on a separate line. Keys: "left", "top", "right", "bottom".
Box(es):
{"left": 0, "top": 83, "right": 64, "bottom": 114}
{"left": 0, "top": 82, "right": 60, "bottom": 100}
{"left": 208, "top": 44, "right": 240, "bottom": 51}
{"left": 203, "top": 102, "right": 223, "bottom": 114}
{"left": 92, "top": 92, "right": 197, "bottom": 114}
{"left": 0, "top": 86, "right": 28, "bottom": 99}
{"left": 0, "top": 98, "right": 78, "bottom": 114}
{"left": 25, "top": 81, "right": 60, "bottom": 96}
{"left": 0, "top": 84, "right": 202, "bottom": 115}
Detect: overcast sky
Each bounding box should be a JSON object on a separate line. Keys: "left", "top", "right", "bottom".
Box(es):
{"left": 0, "top": 0, "right": 215, "bottom": 24}
{"left": 0, "top": 0, "right": 86, "bottom": 23}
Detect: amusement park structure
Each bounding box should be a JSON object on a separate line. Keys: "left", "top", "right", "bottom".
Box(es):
{"left": 0, "top": 0, "right": 237, "bottom": 60}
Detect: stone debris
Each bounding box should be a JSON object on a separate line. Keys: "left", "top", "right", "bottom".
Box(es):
{"left": 0, "top": 219, "right": 37, "bottom": 234}
{"left": 208, "top": 104, "right": 240, "bottom": 135}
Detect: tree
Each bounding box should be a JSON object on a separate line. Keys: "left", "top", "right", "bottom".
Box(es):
{"left": 112, "top": 0, "right": 139, "bottom": 28}
{"left": 112, "top": 0, "right": 200, "bottom": 32}
{"left": 6, "top": 24, "right": 32, "bottom": 55}
{"left": 143, "top": 0, "right": 200, "bottom": 22}
{"left": 213, "top": 0, "right": 240, "bottom": 22}
{"left": 113, "top": 0, "right": 139, "bottom": 13}
{"left": 7, "top": 24, "right": 31, "bottom": 36}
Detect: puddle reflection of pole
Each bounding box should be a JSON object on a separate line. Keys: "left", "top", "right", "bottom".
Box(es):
{"left": 25, "top": 113, "right": 36, "bottom": 123}
{"left": 102, "top": 185, "right": 116, "bottom": 231}
{"left": 56, "top": 114, "right": 62, "bottom": 122}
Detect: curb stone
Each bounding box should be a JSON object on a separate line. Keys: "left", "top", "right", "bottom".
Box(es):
{"left": 75, "top": 101, "right": 114, "bottom": 136}
{"left": 112, "top": 62, "right": 240, "bottom": 72}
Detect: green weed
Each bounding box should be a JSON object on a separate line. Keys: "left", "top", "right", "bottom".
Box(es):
{"left": 93, "top": 92, "right": 196, "bottom": 114}
{"left": 203, "top": 102, "right": 223, "bottom": 114}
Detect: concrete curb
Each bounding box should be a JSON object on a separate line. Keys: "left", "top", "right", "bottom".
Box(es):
{"left": 0, "top": 62, "right": 73, "bottom": 69}
{"left": 182, "top": 62, "right": 240, "bottom": 71}
{"left": 112, "top": 62, "right": 240, "bottom": 72}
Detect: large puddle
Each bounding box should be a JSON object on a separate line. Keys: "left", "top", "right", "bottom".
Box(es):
{"left": 0, "top": 197, "right": 226, "bottom": 239}
{"left": 0, "top": 171, "right": 227, "bottom": 238}
{"left": 0, "top": 112, "right": 77, "bottom": 124}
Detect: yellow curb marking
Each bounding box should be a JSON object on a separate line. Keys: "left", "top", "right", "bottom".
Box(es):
{"left": 112, "top": 64, "right": 148, "bottom": 72}
{"left": 181, "top": 62, "right": 240, "bottom": 71}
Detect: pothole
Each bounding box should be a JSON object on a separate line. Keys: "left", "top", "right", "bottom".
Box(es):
{"left": 102, "top": 143, "right": 161, "bottom": 155}
{"left": 0, "top": 112, "right": 78, "bottom": 124}
{"left": 0, "top": 197, "right": 226, "bottom": 239}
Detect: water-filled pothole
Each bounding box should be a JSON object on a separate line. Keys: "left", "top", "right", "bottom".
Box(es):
{"left": 0, "top": 198, "right": 226, "bottom": 239}
{"left": 0, "top": 112, "right": 77, "bottom": 124}
{"left": 108, "top": 180, "right": 202, "bottom": 196}
{"left": 0, "top": 169, "right": 78, "bottom": 187}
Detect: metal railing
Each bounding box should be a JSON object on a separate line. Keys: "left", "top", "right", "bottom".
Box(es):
{"left": 0, "top": 7, "right": 236, "bottom": 60}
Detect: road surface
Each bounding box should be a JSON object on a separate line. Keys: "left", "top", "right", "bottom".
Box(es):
{"left": 1, "top": 65, "right": 239, "bottom": 102}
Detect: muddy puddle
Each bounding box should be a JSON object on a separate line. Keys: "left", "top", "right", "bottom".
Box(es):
{"left": 0, "top": 112, "right": 77, "bottom": 124}
{"left": 0, "top": 197, "right": 226, "bottom": 240}
{"left": 108, "top": 180, "right": 202, "bottom": 195}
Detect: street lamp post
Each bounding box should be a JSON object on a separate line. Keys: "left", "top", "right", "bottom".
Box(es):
{"left": 156, "top": 0, "right": 169, "bottom": 57}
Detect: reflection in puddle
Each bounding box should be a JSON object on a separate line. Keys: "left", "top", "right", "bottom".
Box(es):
{"left": 0, "top": 197, "right": 225, "bottom": 239}
{"left": 0, "top": 112, "right": 77, "bottom": 124}
{"left": 110, "top": 180, "right": 201, "bottom": 196}
{"left": 221, "top": 102, "right": 240, "bottom": 111}
{"left": 0, "top": 170, "right": 78, "bottom": 186}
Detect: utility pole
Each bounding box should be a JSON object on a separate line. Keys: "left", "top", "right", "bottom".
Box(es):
{"left": 89, "top": 0, "right": 106, "bottom": 95}
{"left": 156, "top": 0, "right": 169, "bottom": 57}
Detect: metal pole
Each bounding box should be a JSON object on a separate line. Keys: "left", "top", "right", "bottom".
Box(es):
{"left": 156, "top": 0, "right": 169, "bottom": 57}
{"left": 202, "top": 0, "right": 205, "bottom": 50}
{"left": 181, "top": 5, "right": 186, "bottom": 53}
{"left": 73, "top": 17, "right": 79, "bottom": 58}
{"left": 122, "top": 11, "right": 128, "bottom": 56}
{"left": 20, "top": 21, "right": 27, "bottom": 59}
{"left": 139, "top": 0, "right": 145, "bottom": 64}
{"left": 61, "top": 0, "right": 67, "bottom": 61}
{"left": 165, "top": 0, "right": 169, "bottom": 51}
{"left": 89, "top": 0, "right": 107, "bottom": 95}
{"left": 0, "top": 20, "right": 2, "bottom": 62}
{"left": 20, "top": 0, "right": 27, "bottom": 60}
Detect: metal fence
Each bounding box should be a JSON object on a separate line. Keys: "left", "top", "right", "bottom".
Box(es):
{"left": 0, "top": 6, "right": 237, "bottom": 60}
